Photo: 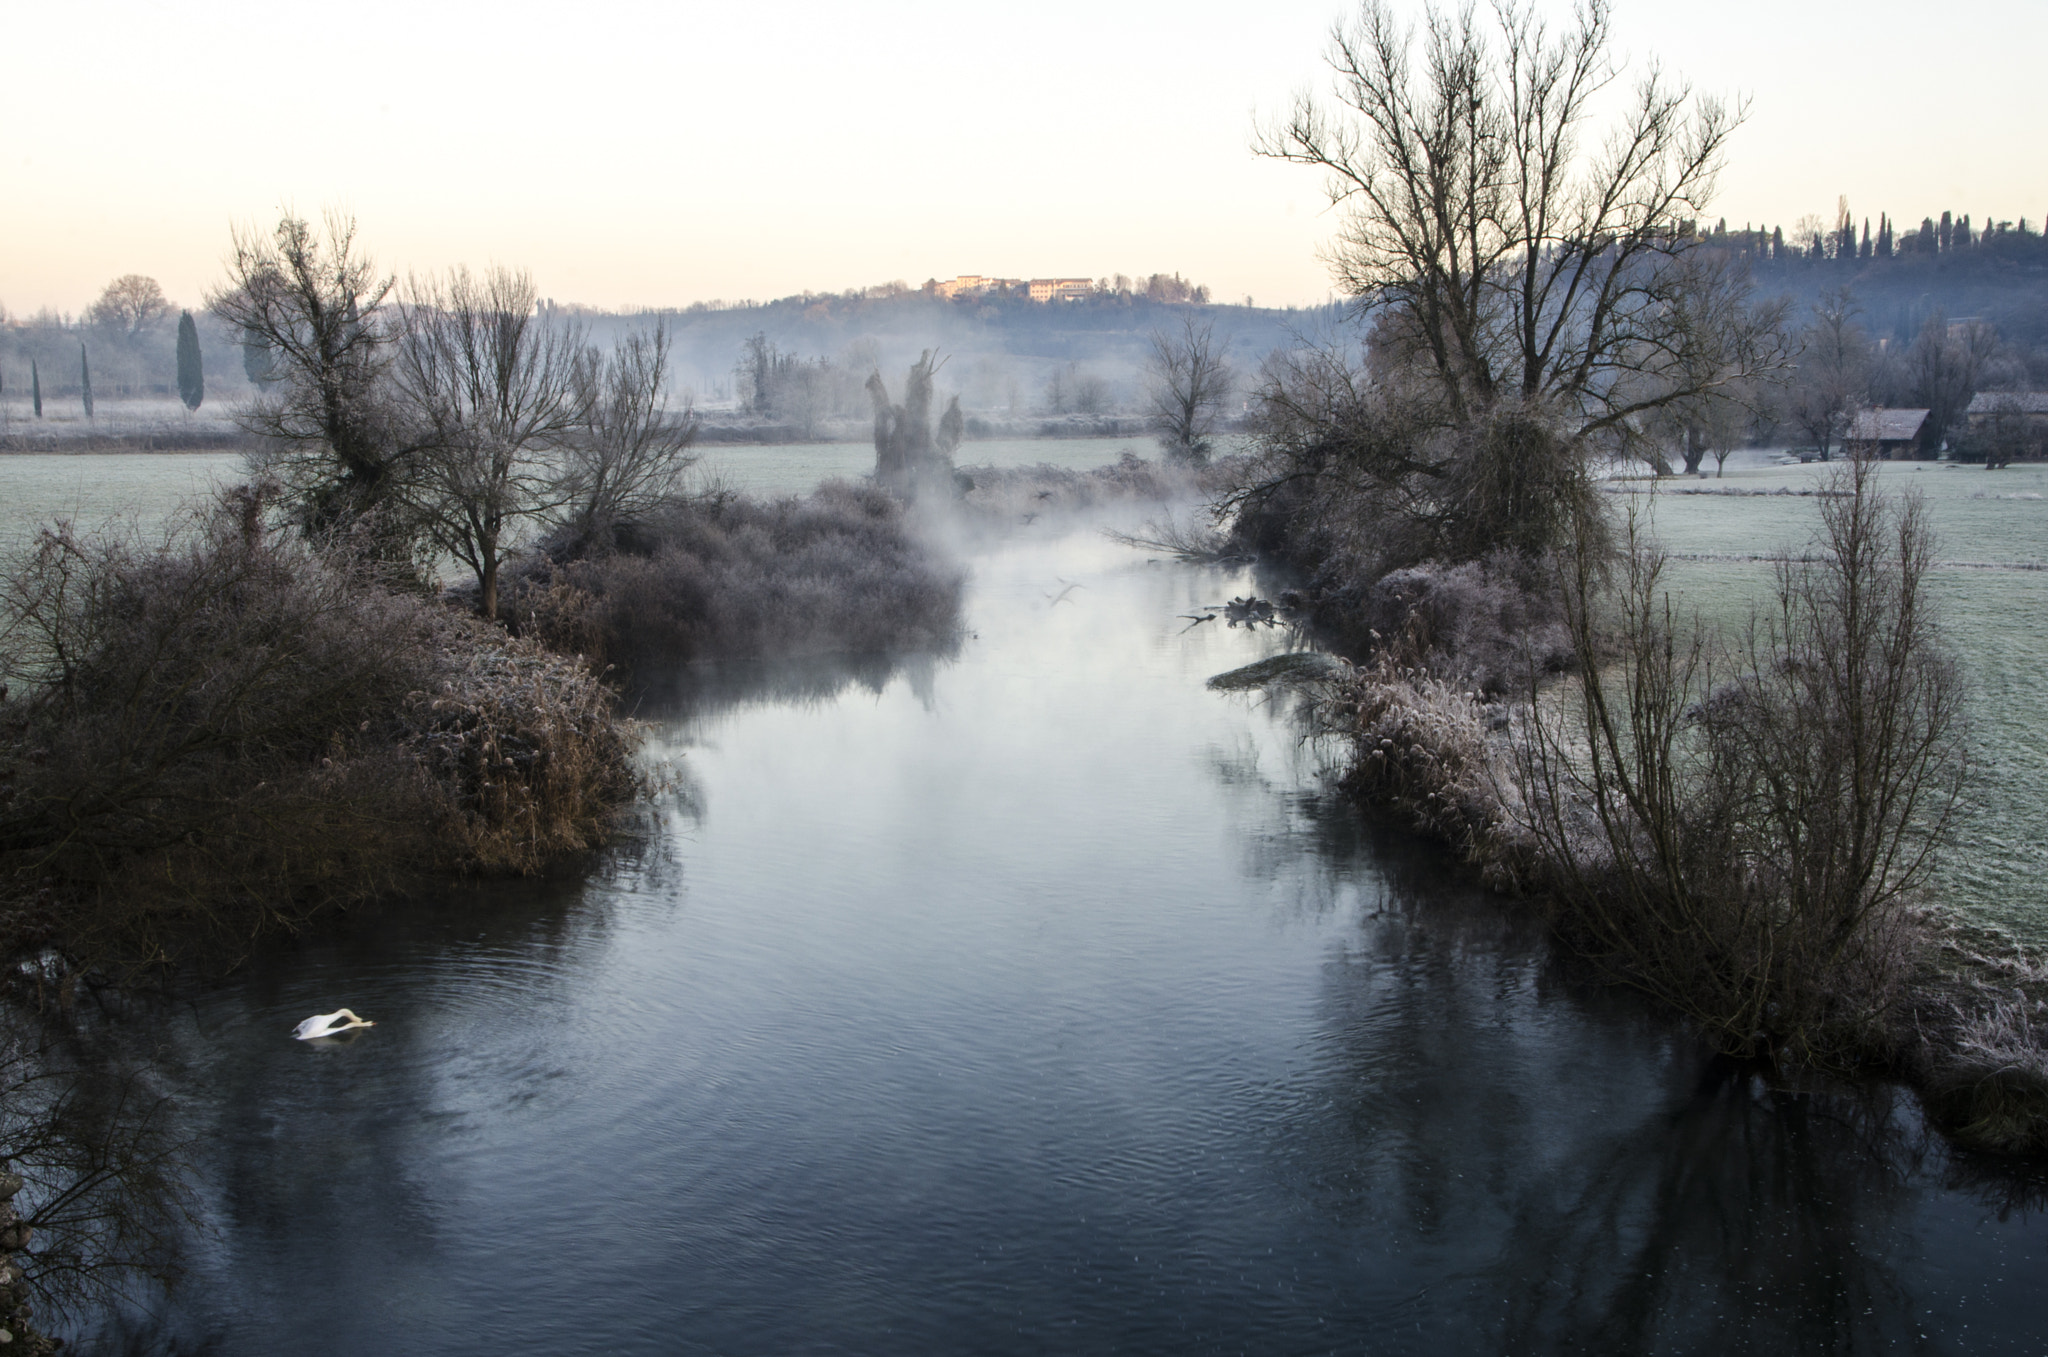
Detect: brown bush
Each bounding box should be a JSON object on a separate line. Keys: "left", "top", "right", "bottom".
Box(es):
{"left": 0, "top": 488, "right": 639, "bottom": 975}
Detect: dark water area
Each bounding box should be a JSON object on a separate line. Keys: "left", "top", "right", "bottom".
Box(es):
{"left": 72, "top": 513, "right": 2048, "bottom": 1355}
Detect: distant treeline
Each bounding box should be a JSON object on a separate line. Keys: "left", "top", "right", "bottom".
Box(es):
{"left": 1695, "top": 205, "right": 2048, "bottom": 347}
{"left": 1, "top": 276, "right": 254, "bottom": 411}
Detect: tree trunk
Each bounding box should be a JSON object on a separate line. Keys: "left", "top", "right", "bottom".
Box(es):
{"left": 480, "top": 552, "right": 499, "bottom": 622}
{"left": 1681, "top": 425, "right": 1706, "bottom": 475}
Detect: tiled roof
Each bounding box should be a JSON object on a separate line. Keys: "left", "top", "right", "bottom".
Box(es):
{"left": 1966, "top": 391, "right": 2048, "bottom": 416}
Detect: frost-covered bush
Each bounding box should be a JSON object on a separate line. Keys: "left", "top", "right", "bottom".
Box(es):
{"left": 507, "top": 480, "right": 964, "bottom": 674}
{"left": 1317, "top": 657, "right": 1528, "bottom": 888}
{"left": 1357, "top": 554, "right": 1573, "bottom": 694}
{"left": 0, "top": 488, "right": 638, "bottom": 973}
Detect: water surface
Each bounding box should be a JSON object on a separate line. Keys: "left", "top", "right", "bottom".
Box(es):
{"left": 81, "top": 509, "right": 2048, "bottom": 1355}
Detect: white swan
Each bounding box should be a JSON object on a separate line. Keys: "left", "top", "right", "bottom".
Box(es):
{"left": 293, "top": 1008, "right": 376, "bottom": 1040}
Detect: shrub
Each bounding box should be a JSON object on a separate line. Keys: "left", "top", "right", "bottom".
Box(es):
{"left": 507, "top": 481, "right": 964, "bottom": 676}
{"left": 0, "top": 488, "right": 638, "bottom": 974}
{"left": 1352, "top": 555, "right": 1573, "bottom": 695}
{"left": 1319, "top": 656, "right": 1528, "bottom": 888}
{"left": 1516, "top": 462, "right": 1967, "bottom": 1063}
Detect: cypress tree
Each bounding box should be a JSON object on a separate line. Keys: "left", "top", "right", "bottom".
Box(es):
{"left": 176, "top": 310, "right": 205, "bottom": 410}
{"left": 80, "top": 343, "right": 94, "bottom": 419}
{"left": 1860, "top": 219, "right": 1872, "bottom": 258}
{"left": 31, "top": 360, "right": 41, "bottom": 417}
{"left": 1939, "top": 211, "right": 1953, "bottom": 252}
{"left": 1771, "top": 225, "right": 1784, "bottom": 260}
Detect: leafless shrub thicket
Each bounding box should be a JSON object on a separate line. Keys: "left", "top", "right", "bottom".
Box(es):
{"left": 507, "top": 482, "right": 964, "bottom": 677}
{"left": 1226, "top": 349, "right": 1585, "bottom": 677}
{"left": 0, "top": 486, "right": 638, "bottom": 975}
{"left": 1516, "top": 462, "right": 1967, "bottom": 1064}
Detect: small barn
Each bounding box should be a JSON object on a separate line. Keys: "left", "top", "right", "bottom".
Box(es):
{"left": 1965, "top": 390, "right": 2048, "bottom": 432}
{"left": 1964, "top": 391, "right": 2048, "bottom": 463}
{"left": 1845, "top": 407, "right": 1929, "bottom": 460}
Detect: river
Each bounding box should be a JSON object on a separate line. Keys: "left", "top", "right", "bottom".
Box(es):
{"left": 68, "top": 501, "right": 2048, "bottom": 1354}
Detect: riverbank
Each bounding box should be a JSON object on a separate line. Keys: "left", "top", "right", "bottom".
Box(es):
{"left": 1288, "top": 651, "right": 2048, "bottom": 1156}
{"left": 1216, "top": 472, "right": 2048, "bottom": 1159}
{"left": 0, "top": 495, "right": 643, "bottom": 978}
{"left": 0, "top": 466, "right": 970, "bottom": 978}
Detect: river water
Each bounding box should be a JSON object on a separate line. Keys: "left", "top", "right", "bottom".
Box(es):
{"left": 69, "top": 504, "right": 2047, "bottom": 1354}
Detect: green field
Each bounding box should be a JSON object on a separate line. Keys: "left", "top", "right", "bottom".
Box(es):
{"left": 1620, "top": 459, "right": 2048, "bottom": 945}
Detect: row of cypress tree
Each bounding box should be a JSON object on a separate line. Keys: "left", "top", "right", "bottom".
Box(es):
{"left": 7, "top": 311, "right": 205, "bottom": 418}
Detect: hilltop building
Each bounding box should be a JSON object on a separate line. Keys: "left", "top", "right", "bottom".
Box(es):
{"left": 1028, "top": 278, "right": 1094, "bottom": 303}
{"left": 933, "top": 275, "right": 1022, "bottom": 300}
{"left": 928, "top": 275, "right": 1097, "bottom": 303}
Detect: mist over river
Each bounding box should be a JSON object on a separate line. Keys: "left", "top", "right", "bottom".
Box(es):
{"left": 56, "top": 499, "right": 2046, "bottom": 1355}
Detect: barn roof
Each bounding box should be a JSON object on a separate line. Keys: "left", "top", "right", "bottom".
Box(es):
{"left": 1965, "top": 391, "right": 2048, "bottom": 416}
{"left": 1849, "top": 407, "right": 1930, "bottom": 442}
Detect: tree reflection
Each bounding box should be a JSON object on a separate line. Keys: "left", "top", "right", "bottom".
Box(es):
{"left": 1278, "top": 801, "right": 2045, "bottom": 1354}
{"left": 1491, "top": 1066, "right": 1930, "bottom": 1354}
{"left": 630, "top": 647, "right": 956, "bottom": 723}
{"left": 0, "top": 1002, "right": 195, "bottom": 1331}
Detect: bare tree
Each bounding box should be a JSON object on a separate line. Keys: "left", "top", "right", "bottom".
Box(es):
{"left": 867, "top": 351, "right": 946, "bottom": 491}
{"left": 207, "top": 213, "right": 418, "bottom": 551}
{"left": 1653, "top": 373, "right": 1756, "bottom": 477}
{"left": 1148, "top": 314, "right": 1232, "bottom": 463}
{"left": 1702, "top": 382, "right": 1752, "bottom": 477}
{"left": 1517, "top": 461, "right": 1965, "bottom": 1058}
{"left": 559, "top": 324, "right": 699, "bottom": 550}
{"left": 1788, "top": 289, "right": 1868, "bottom": 461}
{"left": 1255, "top": 0, "right": 1787, "bottom": 444}
{"left": 85, "top": 275, "right": 171, "bottom": 338}
{"left": 1975, "top": 397, "right": 2038, "bottom": 470}
{"left": 397, "top": 267, "right": 587, "bottom": 619}
{"left": 1903, "top": 314, "right": 1998, "bottom": 455}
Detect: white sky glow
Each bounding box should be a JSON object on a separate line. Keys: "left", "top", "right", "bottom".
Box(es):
{"left": 2, "top": 0, "right": 2043, "bottom": 315}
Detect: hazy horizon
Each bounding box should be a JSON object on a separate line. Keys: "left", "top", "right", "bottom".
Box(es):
{"left": 4, "top": 0, "right": 2043, "bottom": 317}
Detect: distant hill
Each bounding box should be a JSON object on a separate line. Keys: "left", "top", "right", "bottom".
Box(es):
{"left": 1737, "top": 226, "right": 2048, "bottom": 348}
{"left": 563, "top": 292, "right": 1333, "bottom": 418}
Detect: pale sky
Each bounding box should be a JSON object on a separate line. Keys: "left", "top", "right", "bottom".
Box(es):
{"left": 3, "top": 0, "right": 2043, "bottom": 317}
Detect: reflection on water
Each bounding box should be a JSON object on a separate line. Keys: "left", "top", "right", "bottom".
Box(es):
{"left": 61, "top": 509, "right": 2048, "bottom": 1354}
